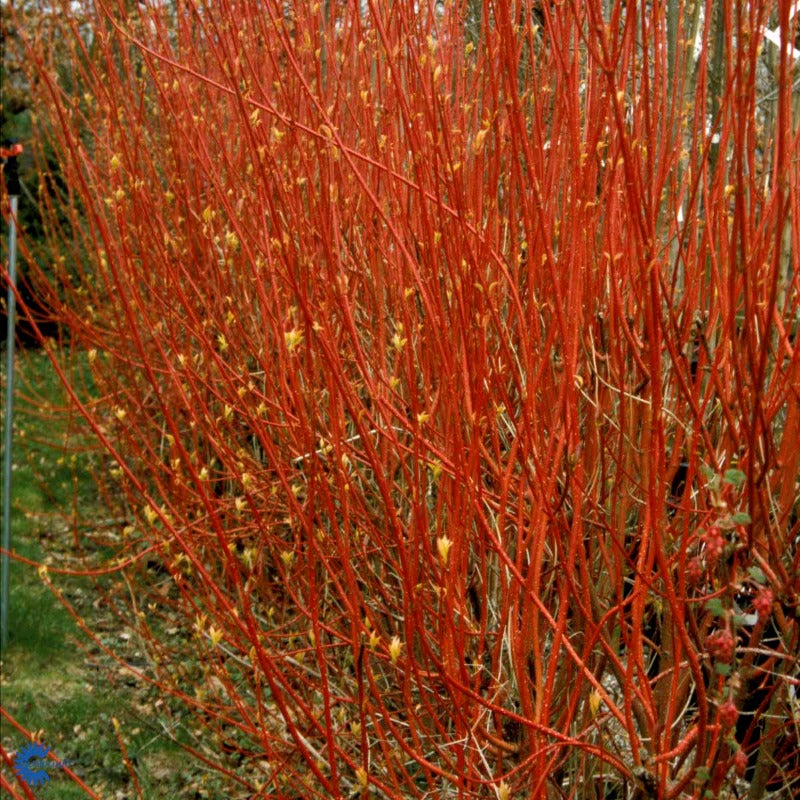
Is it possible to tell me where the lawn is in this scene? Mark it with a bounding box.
[1,351,244,798]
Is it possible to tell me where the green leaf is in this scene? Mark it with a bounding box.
[748,566,766,585]
[700,465,720,491]
[706,598,726,617]
[731,511,751,525]
[699,465,716,481]
[715,662,732,676]
[723,468,746,488]
[696,766,710,782]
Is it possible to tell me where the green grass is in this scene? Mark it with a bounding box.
[3,348,95,656]
[1,350,229,798]
[2,350,105,792]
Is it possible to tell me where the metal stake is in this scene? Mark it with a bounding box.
[2,142,22,650]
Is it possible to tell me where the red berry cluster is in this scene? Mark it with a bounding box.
[733,748,748,778]
[752,588,773,620]
[706,628,736,662]
[687,556,704,586]
[718,699,739,728]
[702,526,725,563]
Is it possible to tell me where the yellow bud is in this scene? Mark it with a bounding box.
[285,328,304,352]
[436,535,452,565]
[355,767,368,788]
[472,126,489,154]
[208,626,223,647]
[589,690,602,717]
[389,635,402,664]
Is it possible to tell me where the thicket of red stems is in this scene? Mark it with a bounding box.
[8,0,800,797]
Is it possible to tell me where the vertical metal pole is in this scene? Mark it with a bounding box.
[2,144,22,650]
